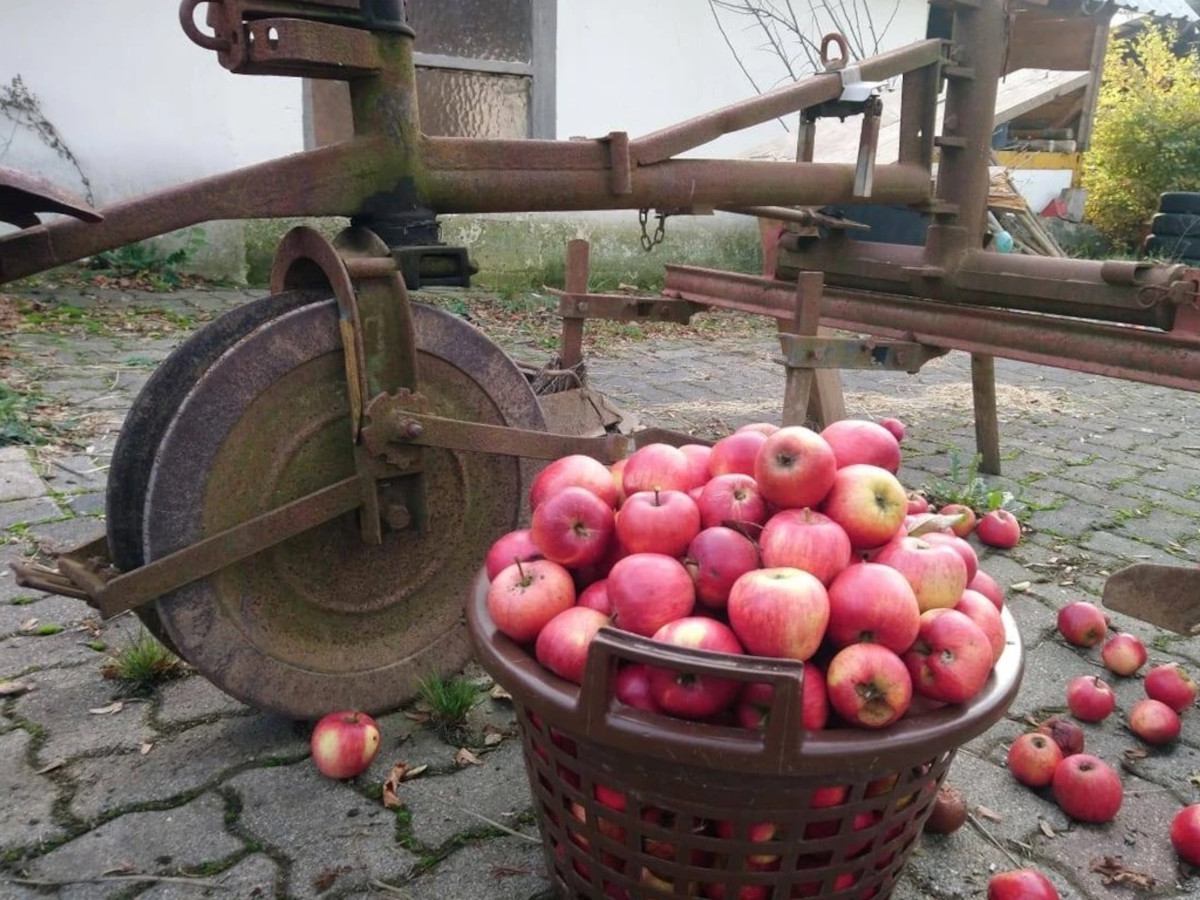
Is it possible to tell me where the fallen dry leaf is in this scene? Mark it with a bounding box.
[455,748,483,766]
[1010,581,1031,593]
[18,618,38,633]
[1039,820,1056,838]
[88,701,124,716]
[1090,856,1155,888]
[402,710,431,724]
[1188,772,1200,788]
[974,805,1003,822]
[0,680,35,697]
[382,761,415,810]
[140,741,154,755]
[35,759,65,775]
[312,865,350,894]
[1125,747,1150,762]
[492,864,534,879]
[484,732,503,747]
[490,684,513,701]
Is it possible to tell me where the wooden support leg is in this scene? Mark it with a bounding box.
[560,239,589,369]
[779,272,823,427]
[971,352,1001,474]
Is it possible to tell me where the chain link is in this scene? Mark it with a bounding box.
[638,208,667,252]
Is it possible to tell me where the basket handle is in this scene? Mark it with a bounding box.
[578,626,809,768]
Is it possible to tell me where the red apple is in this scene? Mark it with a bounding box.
[825,642,913,728]
[758,508,852,586]
[577,579,612,616]
[878,417,906,442]
[826,562,921,653]
[1006,732,1063,788]
[954,589,1006,664]
[1051,754,1123,823]
[903,609,993,704]
[609,457,628,506]
[608,553,695,637]
[685,526,760,608]
[1144,663,1198,712]
[976,509,1021,548]
[696,473,768,531]
[968,570,1004,610]
[647,617,745,719]
[1170,804,1200,866]
[1101,632,1147,676]
[874,536,968,612]
[615,489,700,557]
[487,558,576,643]
[530,485,616,568]
[727,567,830,661]
[906,491,930,515]
[752,426,838,510]
[1128,698,1181,746]
[621,443,693,494]
[615,663,660,713]
[819,418,901,473]
[921,532,978,582]
[310,710,381,780]
[987,869,1059,900]
[535,606,610,684]
[530,454,619,510]
[820,464,908,550]
[709,429,768,478]
[679,443,713,490]
[485,528,544,580]
[1037,716,1085,757]
[1066,675,1116,723]
[938,503,976,538]
[735,663,828,732]
[1056,601,1108,648]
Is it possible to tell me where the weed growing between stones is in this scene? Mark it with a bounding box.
[100,628,186,696]
[415,673,480,744]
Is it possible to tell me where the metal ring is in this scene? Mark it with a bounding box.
[178,0,231,51]
[820,32,850,70]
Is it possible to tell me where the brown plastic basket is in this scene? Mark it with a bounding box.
[467,570,1024,900]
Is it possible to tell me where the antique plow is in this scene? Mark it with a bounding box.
[3,0,1198,718]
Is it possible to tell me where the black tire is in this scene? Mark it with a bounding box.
[1144,233,1200,262]
[1150,213,1200,238]
[1158,192,1200,216]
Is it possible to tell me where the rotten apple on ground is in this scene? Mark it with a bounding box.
[310,710,381,780]
[1037,716,1085,757]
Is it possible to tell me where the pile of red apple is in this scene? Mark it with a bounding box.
[485,417,1015,735]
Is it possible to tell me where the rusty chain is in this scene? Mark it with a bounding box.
[638,208,667,251]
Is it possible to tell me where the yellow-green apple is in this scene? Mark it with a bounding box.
[1036,716,1084,757]
[648,617,745,719]
[1006,732,1062,788]
[976,509,1021,548]
[615,489,700,557]
[968,569,1004,610]
[685,526,760,608]
[921,531,978,581]
[1170,804,1200,866]
[535,606,610,684]
[621,442,694,494]
[1056,601,1108,647]
[954,588,1006,664]
[819,418,901,473]
[1144,663,1198,712]
[758,508,852,586]
[727,567,830,660]
[310,710,381,779]
[530,454,618,509]
[820,464,908,550]
[752,426,838,510]
[485,528,543,580]
[1128,698,1181,745]
[1051,754,1122,822]
[680,443,713,491]
[826,562,921,653]
[735,663,828,731]
[826,642,913,728]
[878,417,906,442]
[710,429,768,478]
[1066,675,1116,722]
[487,558,576,643]
[903,609,993,704]
[874,536,968,612]
[576,578,612,616]
[615,662,660,712]
[987,869,1059,900]
[1101,632,1147,676]
[531,485,616,568]
[697,473,768,531]
[608,553,695,636]
[938,503,976,538]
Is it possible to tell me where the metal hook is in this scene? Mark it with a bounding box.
[178,0,231,52]
[820,33,850,71]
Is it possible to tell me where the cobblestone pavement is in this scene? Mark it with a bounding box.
[2,283,1200,899]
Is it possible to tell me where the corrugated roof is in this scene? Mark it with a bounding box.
[1113,0,1198,21]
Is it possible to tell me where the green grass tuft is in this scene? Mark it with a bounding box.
[100,628,186,695]
[415,673,480,743]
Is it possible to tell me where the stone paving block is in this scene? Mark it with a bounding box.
[226,761,418,899]
[25,516,105,556]
[136,852,280,899]
[67,713,308,821]
[26,792,242,897]
[894,826,1019,899]
[0,497,65,530]
[63,491,105,517]
[39,454,108,491]
[0,728,65,856]
[402,834,548,900]
[1005,641,1098,725]
[359,721,462,785]
[152,675,254,726]
[400,740,536,850]
[0,593,95,637]
[0,448,46,502]
[0,632,109,678]
[1081,530,1180,567]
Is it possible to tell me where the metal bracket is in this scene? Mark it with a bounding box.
[778,334,946,374]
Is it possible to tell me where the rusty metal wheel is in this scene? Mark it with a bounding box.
[132,296,544,719]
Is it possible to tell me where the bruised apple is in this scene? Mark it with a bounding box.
[825,642,913,728]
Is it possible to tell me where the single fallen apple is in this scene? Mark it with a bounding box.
[1171,804,1200,867]
[987,869,1059,900]
[310,710,381,780]
[923,784,968,834]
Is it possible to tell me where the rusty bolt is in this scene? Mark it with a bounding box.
[397,419,423,440]
[384,504,413,531]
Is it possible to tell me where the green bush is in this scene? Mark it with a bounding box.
[1080,26,1200,248]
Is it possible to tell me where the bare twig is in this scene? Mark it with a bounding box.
[6,874,225,889]
[455,807,542,844]
[965,812,1023,869]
